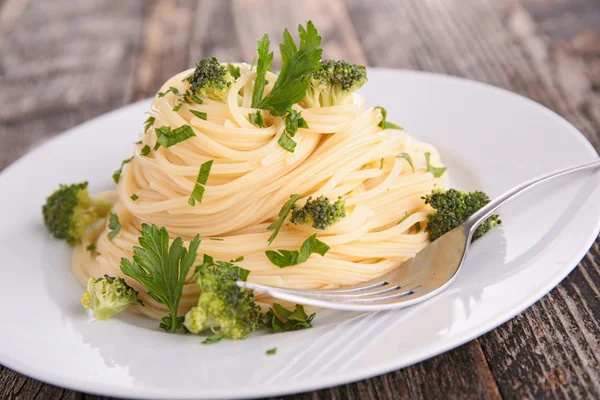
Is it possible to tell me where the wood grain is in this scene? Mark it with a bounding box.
[0,0,599,399]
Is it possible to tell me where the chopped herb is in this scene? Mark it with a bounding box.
[202,332,225,344]
[120,224,200,333]
[278,130,297,152]
[112,157,134,184]
[227,63,241,79]
[376,106,404,130]
[107,212,121,240]
[130,194,139,201]
[397,211,409,225]
[172,103,183,112]
[231,256,244,262]
[155,125,196,149]
[144,116,155,133]
[188,160,213,206]
[424,152,446,178]
[249,111,266,128]
[415,222,422,232]
[252,34,274,107]
[190,110,207,120]
[208,237,224,241]
[141,144,151,156]
[86,244,96,252]
[255,21,323,116]
[266,348,277,355]
[265,234,330,268]
[267,194,303,245]
[396,152,415,172]
[263,303,315,332]
[380,158,384,170]
[158,87,179,97]
[188,91,203,104]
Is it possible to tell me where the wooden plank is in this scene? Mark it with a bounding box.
[0,0,146,171]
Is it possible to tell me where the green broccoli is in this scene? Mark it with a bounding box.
[423,189,501,241]
[81,274,143,320]
[184,258,261,340]
[302,60,367,108]
[185,57,234,102]
[42,181,112,246]
[290,196,346,230]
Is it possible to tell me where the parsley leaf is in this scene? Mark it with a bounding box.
[190,110,207,120]
[397,211,409,225]
[107,212,121,240]
[86,244,96,252]
[158,87,179,98]
[141,144,151,156]
[144,116,155,133]
[265,234,329,268]
[203,332,225,344]
[263,303,315,332]
[424,152,446,178]
[249,111,266,128]
[396,152,415,172]
[255,21,323,116]
[277,110,309,152]
[130,194,139,201]
[267,194,303,245]
[376,106,404,130]
[155,125,196,149]
[112,156,134,184]
[189,160,213,206]
[415,222,422,232]
[266,347,277,355]
[227,64,241,79]
[252,34,274,107]
[120,224,200,333]
[208,237,224,241]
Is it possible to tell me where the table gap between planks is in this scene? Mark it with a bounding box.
[0,0,598,399]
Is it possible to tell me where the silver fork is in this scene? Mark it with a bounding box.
[237,159,600,311]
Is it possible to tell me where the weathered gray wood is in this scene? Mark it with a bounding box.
[0,0,599,399]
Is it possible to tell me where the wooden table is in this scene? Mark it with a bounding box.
[1,0,599,398]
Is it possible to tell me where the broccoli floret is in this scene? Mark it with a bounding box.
[186,57,234,102]
[302,60,367,107]
[184,260,261,340]
[42,182,112,246]
[81,274,143,320]
[290,196,346,230]
[423,189,501,241]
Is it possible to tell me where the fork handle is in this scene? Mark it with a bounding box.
[464,158,600,237]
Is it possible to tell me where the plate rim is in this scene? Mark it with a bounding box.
[0,68,598,399]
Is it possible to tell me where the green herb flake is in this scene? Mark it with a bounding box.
[141,144,151,156]
[396,152,415,172]
[172,103,183,112]
[190,110,208,120]
[130,194,139,201]
[424,152,446,178]
[263,303,315,332]
[266,348,277,355]
[227,64,241,79]
[415,222,422,232]
[107,212,121,240]
[202,332,225,344]
[397,211,409,225]
[112,157,134,184]
[189,160,214,206]
[144,116,155,133]
[86,244,96,252]
[249,111,266,128]
[155,125,196,149]
[267,194,303,245]
[265,234,329,268]
[278,130,297,152]
[376,106,404,130]
[208,237,224,241]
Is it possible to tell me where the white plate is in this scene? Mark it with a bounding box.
[0,69,599,399]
